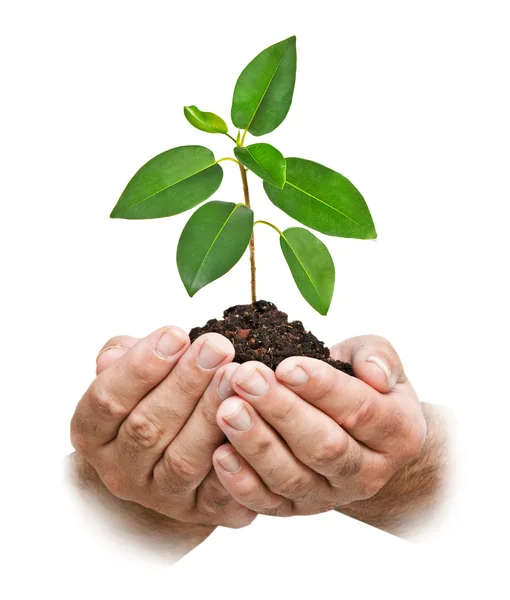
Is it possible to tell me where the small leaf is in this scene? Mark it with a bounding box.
[231,36,297,136]
[184,105,228,134]
[264,157,376,239]
[234,143,286,188]
[111,146,223,219]
[177,201,254,296]
[280,227,335,315]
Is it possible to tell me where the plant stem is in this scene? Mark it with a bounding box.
[239,163,257,303]
[240,129,248,146]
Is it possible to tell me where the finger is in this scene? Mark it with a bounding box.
[330,335,406,393]
[213,444,293,517]
[112,333,235,483]
[151,362,239,492]
[275,356,420,453]
[193,468,257,528]
[96,336,138,375]
[229,362,371,487]
[215,395,329,504]
[70,326,190,455]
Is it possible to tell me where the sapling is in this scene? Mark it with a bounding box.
[110,36,376,373]
[110,35,376,318]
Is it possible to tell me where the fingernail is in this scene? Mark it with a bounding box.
[198,341,229,369]
[97,344,123,359]
[237,368,268,397]
[277,363,309,386]
[217,370,234,400]
[216,451,241,473]
[222,398,252,431]
[155,328,188,358]
[366,355,396,387]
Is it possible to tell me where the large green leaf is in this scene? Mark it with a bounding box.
[264,157,376,239]
[177,201,254,296]
[280,227,335,315]
[234,143,286,188]
[231,36,297,136]
[184,105,228,134]
[110,146,223,219]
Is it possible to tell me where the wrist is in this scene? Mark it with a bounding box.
[337,403,451,537]
[67,453,215,561]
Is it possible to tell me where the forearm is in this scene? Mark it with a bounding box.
[67,452,216,561]
[337,403,451,538]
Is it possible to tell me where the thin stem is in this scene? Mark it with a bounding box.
[238,163,257,303]
[240,129,248,146]
[254,220,284,237]
[216,157,242,166]
[224,132,237,143]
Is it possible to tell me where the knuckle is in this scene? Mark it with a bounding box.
[70,428,89,456]
[400,419,427,462]
[342,395,376,431]
[269,400,295,422]
[223,514,256,529]
[69,411,90,454]
[100,469,128,499]
[334,451,363,479]
[358,476,386,500]
[271,474,309,499]
[311,434,349,467]
[173,372,199,400]
[235,479,259,503]
[161,448,198,491]
[200,491,232,516]
[91,381,126,420]
[123,411,164,449]
[129,357,158,387]
[316,367,338,398]
[260,502,290,517]
[250,438,272,460]
[196,402,220,434]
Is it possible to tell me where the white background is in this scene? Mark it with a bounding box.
[1,0,509,598]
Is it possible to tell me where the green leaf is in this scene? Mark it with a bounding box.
[177,201,254,296]
[280,227,335,315]
[110,146,223,220]
[184,105,228,134]
[231,36,297,136]
[234,143,286,188]
[264,157,377,239]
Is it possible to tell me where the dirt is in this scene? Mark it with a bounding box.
[189,300,354,375]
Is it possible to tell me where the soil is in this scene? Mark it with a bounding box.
[189,300,354,375]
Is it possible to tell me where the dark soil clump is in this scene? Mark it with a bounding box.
[189,300,354,375]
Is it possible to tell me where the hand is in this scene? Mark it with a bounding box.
[211,335,427,516]
[70,327,256,528]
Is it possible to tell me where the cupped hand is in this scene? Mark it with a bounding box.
[211,335,426,516]
[70,327,256,528]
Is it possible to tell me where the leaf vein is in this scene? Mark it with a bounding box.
[190,204,243,290]
[285,181,364,229]
[116,161,217,215]
[246,44,291,132]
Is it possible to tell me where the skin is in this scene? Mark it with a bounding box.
[70,327,256,529]
[70,328,450,559]
[212,337,449,536]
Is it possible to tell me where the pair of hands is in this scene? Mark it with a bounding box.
[71,326,426,528]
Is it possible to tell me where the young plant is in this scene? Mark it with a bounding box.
[110,36,376,315]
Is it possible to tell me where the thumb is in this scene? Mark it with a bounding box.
[330,335,406,394]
